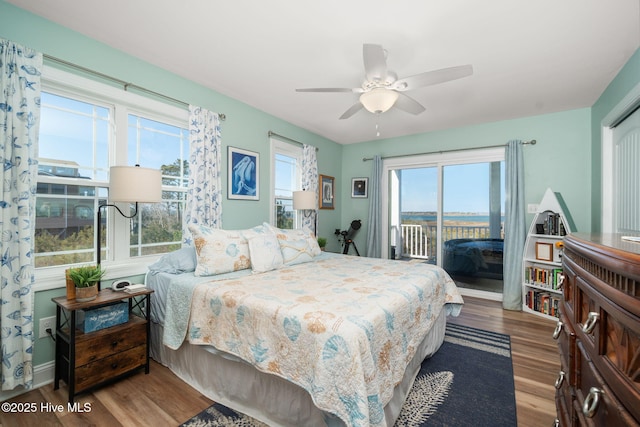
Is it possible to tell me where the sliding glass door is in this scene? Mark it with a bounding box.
[382,147,505,294]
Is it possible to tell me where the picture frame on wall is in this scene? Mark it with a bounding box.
[228,146,259,200]
[351,178,368,198]
[319,174,335,209]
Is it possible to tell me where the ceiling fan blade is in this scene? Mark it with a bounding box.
[339,102,364,120]
[296,87,363,93]
[394,92,426,115]
[363,44,387,82]
[393,64,473,91]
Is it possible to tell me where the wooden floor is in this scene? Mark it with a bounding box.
[1,296,560,426]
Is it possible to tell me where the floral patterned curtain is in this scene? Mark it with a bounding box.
[301,144,318,234]
[0,39,42,391]
[182,106,222,245]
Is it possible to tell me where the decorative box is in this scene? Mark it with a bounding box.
[76,301,128,333]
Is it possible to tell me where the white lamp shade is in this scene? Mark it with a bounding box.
[109,166,162,203]
[359,88,399,114]
[293,190,316,210]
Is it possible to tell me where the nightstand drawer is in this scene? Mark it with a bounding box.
[75,317,147,366]
[53,289,153,403]
[75,344,146,391]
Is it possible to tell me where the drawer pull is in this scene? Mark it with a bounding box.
[552,419,560,427]
[557,273,565,290]
[582,311,599,334]
[111,341,118,347]
[111,363,118,370]
[552,321,563,339]
[582,387,603,418]
[554,371,565,389]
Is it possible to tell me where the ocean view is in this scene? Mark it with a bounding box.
[402,212,505,224]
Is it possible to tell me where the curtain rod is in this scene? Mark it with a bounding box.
[268,131,318,151]
[362,139,536,161]
[43,54,226,121]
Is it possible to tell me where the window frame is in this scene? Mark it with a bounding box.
[34,66,189,291]
[270,138,303,228]
[381,147,505,261]
[601,80,640,233]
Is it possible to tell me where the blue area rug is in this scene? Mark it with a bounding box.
[180,323,516,427]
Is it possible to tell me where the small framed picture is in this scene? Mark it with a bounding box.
[535,242,553,262]
[351,178,368,198]
[319,174,335,209]
[228,146,259,200]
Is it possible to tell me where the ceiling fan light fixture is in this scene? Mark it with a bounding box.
[359,88,399,114]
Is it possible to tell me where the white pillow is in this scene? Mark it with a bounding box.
[189,224,251,276]
[242,225,283,273]
[264,223,321,265]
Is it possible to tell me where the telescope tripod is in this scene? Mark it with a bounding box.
[342,238,360,256]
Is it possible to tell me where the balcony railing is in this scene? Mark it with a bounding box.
[400,223,500,260]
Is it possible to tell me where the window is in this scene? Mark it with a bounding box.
[608,107,640,233]
[383,147,505,267]
[271,138,302,229]
[127,114,189,257]
[601,83,640,233]
[35,67,189,272]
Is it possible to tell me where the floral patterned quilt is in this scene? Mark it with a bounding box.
[184,254,463,427]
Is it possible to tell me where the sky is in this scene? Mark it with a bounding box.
[39,92,187,180]
[400,162,505,213]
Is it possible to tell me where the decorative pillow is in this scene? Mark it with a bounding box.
[147,246,197,275]
[264,222,321,265]
[242,225,284,273]
[189,224,251,276]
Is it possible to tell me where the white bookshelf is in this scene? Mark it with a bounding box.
[522,188,575,320]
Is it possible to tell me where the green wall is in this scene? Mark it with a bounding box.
[0,1,344,367]
[340,108,592,255]
[590,48,640,231]
[2,0,639,370]
[0,1,344,237]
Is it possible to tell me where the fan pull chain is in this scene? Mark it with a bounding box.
[376,122,380,137]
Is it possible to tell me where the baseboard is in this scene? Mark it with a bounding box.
[458,287,503,302]
[0,361,55,402]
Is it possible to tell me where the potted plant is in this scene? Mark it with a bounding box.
[317,237,327,251]
[67,265,105,302]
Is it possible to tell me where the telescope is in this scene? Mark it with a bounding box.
[334,220,361,256]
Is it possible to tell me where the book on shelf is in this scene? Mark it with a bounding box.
[539,212,566,236]
[524,266,564,290]
[525,289,560,317]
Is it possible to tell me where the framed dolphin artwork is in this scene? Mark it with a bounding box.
[228,146,259,200]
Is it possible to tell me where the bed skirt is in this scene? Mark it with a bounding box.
[150,308,447,427]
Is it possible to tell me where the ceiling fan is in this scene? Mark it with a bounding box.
[296,44,473,119]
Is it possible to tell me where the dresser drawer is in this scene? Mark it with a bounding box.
[575,277,598,354]
[576,342,638,426]
[75,344,146,391]
[590,293,640,421]
[75,317,147,367]
[556,308,576,387]
[555,368,573,426]
[562,260,577,323]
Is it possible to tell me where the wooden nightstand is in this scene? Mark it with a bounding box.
[52,288,154,403]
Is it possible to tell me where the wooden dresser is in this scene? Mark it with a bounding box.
[554,233,640,426]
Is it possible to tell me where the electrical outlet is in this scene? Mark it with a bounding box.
[527,203,539,214]
[39,316,55,339]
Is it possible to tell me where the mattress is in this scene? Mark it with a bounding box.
[146,251,462,426]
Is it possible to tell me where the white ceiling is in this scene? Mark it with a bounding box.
[8,0,640,144]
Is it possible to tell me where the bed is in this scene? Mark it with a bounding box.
[442,238,504,279]
[146,223,463,427]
